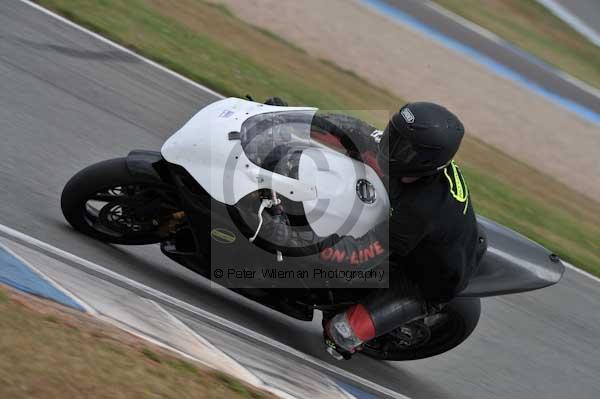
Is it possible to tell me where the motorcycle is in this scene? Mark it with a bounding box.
[61,98,565,360]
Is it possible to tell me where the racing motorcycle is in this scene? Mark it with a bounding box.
[61,98,565,360]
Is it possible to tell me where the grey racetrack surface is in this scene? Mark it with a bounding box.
[553,0,600,34]
[1,1,599,398]
[382,0,600,114]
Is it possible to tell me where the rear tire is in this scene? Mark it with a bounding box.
[61,157,175,245]
[361,297,481,361]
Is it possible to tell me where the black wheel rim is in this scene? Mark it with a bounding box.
[361,311,462,359]
[83,184,177,239]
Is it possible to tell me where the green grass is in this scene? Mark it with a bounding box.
[215,371,265,399]
[463,163,599,271]
[0,285,272,399]
[432,0,600,90]
[142,348,163,363]
[35,0,398,126]
[34,0,600,275]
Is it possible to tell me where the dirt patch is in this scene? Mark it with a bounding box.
[214,0,600,200]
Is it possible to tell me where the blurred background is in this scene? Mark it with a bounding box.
[1,1,599,398]
[33,0,600,274]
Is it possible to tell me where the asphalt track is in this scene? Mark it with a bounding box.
[381,0,600,115]
[0,1,599,398]
[552,0,600,34]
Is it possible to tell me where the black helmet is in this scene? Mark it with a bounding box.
[377,102,465,177]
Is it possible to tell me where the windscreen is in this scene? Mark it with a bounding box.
[240,110,370,175]
[240,110,316,178]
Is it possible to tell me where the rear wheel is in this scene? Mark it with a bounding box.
[361,297,481,360]
[61,158,180,245]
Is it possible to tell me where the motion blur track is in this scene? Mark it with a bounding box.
[375,0,600,122]
[0,1,599,398]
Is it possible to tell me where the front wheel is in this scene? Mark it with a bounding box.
[61,157,179,245]
[361,297,481,361]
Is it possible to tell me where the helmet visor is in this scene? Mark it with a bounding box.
[377,123,415,176]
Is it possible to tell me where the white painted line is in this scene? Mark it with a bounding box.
[424,0,504,45]
[0,223,409,399]
[19,0,225,100]
[9,0,597,393]
[105,314,300,399]
[149,301,299,399]
[148,298,265,387]
[95,314,255,375]
[555,70,600,100]
[0,241,97,315]
[564,262,600,284]
[152,299,353,399]
[19,0,600,277]
[535,0,600,48]
[423,0,600,100]
[99,314,210,363]
[30,0,600,107]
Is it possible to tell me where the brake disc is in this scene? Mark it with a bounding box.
[98,199,159,234]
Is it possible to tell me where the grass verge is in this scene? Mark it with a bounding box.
[34,0,600,275]
[432,0,600,90]
[0,284,272,399]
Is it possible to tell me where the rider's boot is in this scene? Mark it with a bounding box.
[323,294,432,360]
[323,304,374,360]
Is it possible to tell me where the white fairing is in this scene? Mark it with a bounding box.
[161,97,389,237]
[161,98,318,205]
[298,149,389,238]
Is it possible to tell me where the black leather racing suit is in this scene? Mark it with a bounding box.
[313,113,483,346]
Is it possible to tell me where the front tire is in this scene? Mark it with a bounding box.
[361,297,481,361]
[61,157,177,245]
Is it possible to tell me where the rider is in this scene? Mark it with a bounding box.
[265,97,484,359]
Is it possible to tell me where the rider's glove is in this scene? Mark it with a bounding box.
[259,210,322,256]
[264,97,288,106]
[260,211,292,247]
